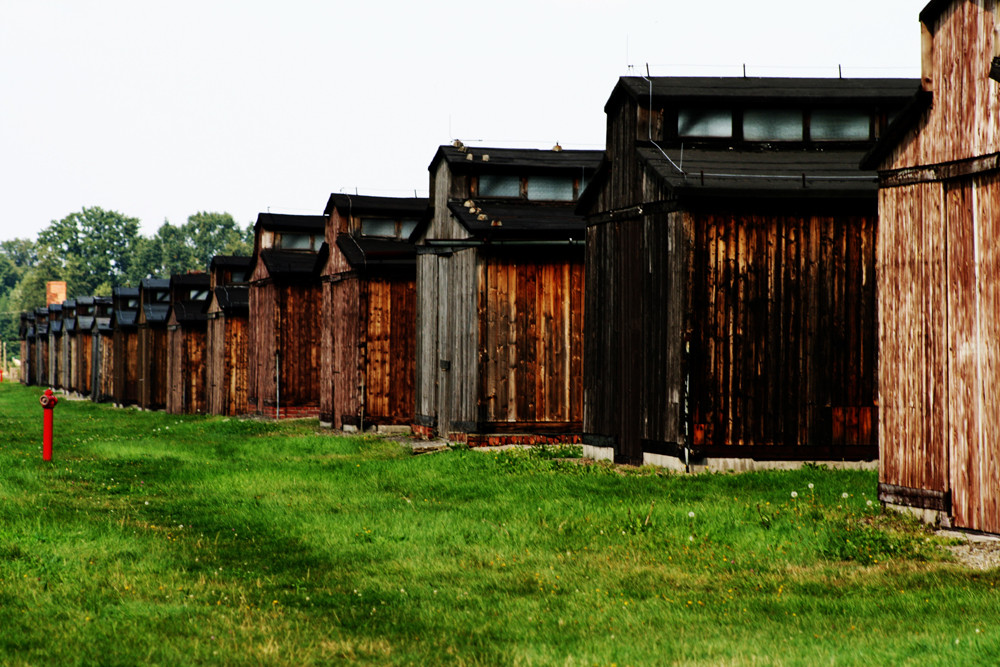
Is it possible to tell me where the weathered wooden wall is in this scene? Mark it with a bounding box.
[249,282,321,413]
[37,336,48,387]
[889,1,1000,170]
[415,254,439,427]
[879,172,1000,534]
[688,209,878,451]
[94,332,114,402]
[207,315,249,416]
[323,278,360,428]
[77,331,93,396]
[68,335,78,393]
[416,250,479,435]
[50,332,60,389]
[479,252,584,429]
[138,326,168,410]
[20,339,30,385]
[364,278,416,425]
[584,211,686,463]
[112,330,139,405]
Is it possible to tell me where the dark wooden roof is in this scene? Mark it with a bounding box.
[260,249,326,276]
[62,299,77,334]
[254,212,326,233]
[170,273,211,324]
[429,145,604,175]
[637,146,877,200]
[335,234,417,270]
[213,285,249,314]
[74,296,96,331]
[140,278,171,324]
[94,297,112,333]
[210,255,253,272]
[324,194,429,218]
[610,76,921,110]
[112,287,140,329]
[447,200,587,240]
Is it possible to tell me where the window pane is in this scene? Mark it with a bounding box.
[743,109,803,141]
[229,271,246,283]
[361,219,397,237]
[126,299,138,309]
[155,292,170,302]
[811,110,870,141]
[478,174,520,197]
[277,233,313,250]
[527,175,574,201]
[678,109,732,138]
[400,220,419,239]
[190,290,209,301]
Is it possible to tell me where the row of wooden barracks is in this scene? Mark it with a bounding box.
[15,0,1000,533]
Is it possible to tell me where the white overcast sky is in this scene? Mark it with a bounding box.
[0,0,929,243]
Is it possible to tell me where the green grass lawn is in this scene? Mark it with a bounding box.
[0,383,997,666]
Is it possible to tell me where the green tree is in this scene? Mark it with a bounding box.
[35,207,141,296]
[184,212,253,268]
[125,213,252,282]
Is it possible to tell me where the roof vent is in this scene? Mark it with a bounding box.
[482,154,490,162]
[466,153,474,161]
[552,142,562,152]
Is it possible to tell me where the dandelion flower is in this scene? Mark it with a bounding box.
[867,500,873,507]
[842,492,849,499]
[808,483,814,490]
[688,511,695,518]
[791,491,798,498]
[689,535,694,542]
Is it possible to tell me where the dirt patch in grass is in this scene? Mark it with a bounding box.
[938,530,1000,571]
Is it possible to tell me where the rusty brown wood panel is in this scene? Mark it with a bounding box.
[206,317,223,414]
[248,283,276,412]
[276,284,321,408]
[480,255,584,426]
[227,316,249,416]
[331,278,360,428]
[888,1,1000,170]
[78,332,93,395]
[365,279,389,419]
[166,327,183,414]
[946,179,978,529]
[974,174,1000,533]
[689,210,878,450]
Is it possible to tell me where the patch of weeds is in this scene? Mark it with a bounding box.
[489,444,586,475]
[823,512,933,565]
[622,501,656,535]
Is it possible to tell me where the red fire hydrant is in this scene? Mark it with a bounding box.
[40,388,58,462]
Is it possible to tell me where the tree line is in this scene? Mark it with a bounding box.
[0,207,253,354]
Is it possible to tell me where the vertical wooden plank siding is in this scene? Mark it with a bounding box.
[331,278,361,428]
[415,254,439,425]
[879,171,1000,534]
[113,330,139,405]
[877,182,950,496]
[248,283,275,413]
[167,327,183,414]
[225,317,249,416]
[78,332,93,396]
[479,254,584,426]
[363,278,416,424]
[206,316,224,414]
[584,211,686,462]
[688,210,878,450]
[277,284,321,408]
[889,1,1000,170]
